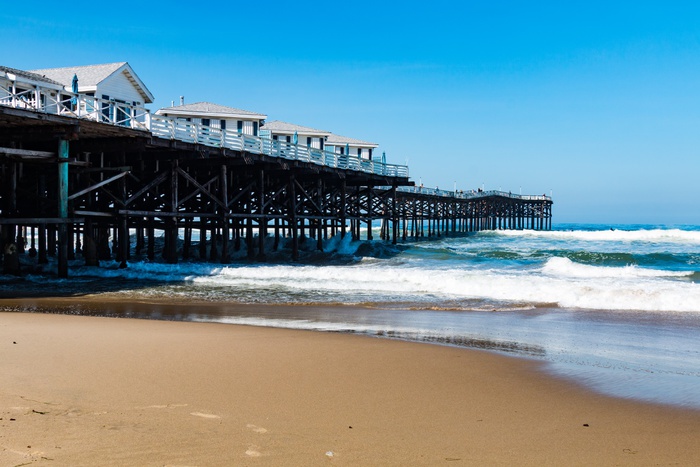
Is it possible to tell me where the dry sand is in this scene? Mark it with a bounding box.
[1,310,699,466]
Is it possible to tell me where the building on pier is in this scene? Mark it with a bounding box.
[155,101,266,136]
[325,133,377,160]
[31,62,154,107]
[260,120,330,150]
[0,66,65,112]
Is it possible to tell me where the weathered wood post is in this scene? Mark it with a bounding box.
[28,226,36,258]
[290,175,299,261]
[165,161,179,264]
[147,219,155,261]
[118,215,128,269]
[199,220,208,260]
[183,218,192,259]
[367,186,373,241]
[246,191,255,260]
[316,178,323,251]
[257,169,267,261]
[57,139,69,278]
[340,180,347,240]
[135,222,144,255]
[83,218,98,266]
[2,160,19,275]
[392,185,398,245]
[221,165,229,263]
[118,155,128,269]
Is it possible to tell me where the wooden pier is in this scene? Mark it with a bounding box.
[0,84,552,277]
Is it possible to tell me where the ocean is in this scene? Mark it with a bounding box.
[2,223,699,408]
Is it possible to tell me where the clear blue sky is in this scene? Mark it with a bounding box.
[3,1,699,225]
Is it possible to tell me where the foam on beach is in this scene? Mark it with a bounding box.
[18,254,691,313]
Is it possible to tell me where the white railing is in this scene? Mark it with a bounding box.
[147,114,409,177]
[397,187,551,202]
[0,79,409,178]
[0,82,150,130]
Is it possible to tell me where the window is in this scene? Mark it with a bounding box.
[220,119,226,130]
[113,98,130,126]
[202,118,210,126]
[101,94,111,121]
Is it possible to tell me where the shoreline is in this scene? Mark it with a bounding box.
[2,307,699,465]
[3,295,700,409]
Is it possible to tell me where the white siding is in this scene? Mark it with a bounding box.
[96,70,144,104]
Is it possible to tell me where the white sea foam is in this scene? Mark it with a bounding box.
[62,257,700,313]
[491,228,700,244]
[541,257,691,279]
[6,225,700,314]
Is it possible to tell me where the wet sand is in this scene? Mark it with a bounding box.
[1,309,700,466]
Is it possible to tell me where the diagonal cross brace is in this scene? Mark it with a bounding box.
[177,167,226,210]
[67,171,129,201]
[125,172,168,206]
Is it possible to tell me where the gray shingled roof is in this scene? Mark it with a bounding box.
[30,62,154,103]
[262,120,330,136]
[326,133,378,147]
[0,65,64,87]
[32,62,124,87]
[157,102,267,119]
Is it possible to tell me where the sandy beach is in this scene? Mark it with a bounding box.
[1,309,699,466]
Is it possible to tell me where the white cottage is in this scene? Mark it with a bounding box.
[156,102,267,136]
[31,62,153,106]
[30,62,154,125]
[0,65,66,112]
[260,120,330,149]
[325,133,378,160]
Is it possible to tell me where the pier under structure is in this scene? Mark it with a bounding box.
[0,75,552,277]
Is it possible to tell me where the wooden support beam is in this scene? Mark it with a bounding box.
[125,172,168,206]
[67,171,129,201]
[0,147,56,159]
[177,167,226,210]
[0,217,86,224]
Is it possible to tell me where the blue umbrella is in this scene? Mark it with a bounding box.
[70,74,78,106]
[345,143,350,155]
[382,151,386,164]
[293,131,298,145]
